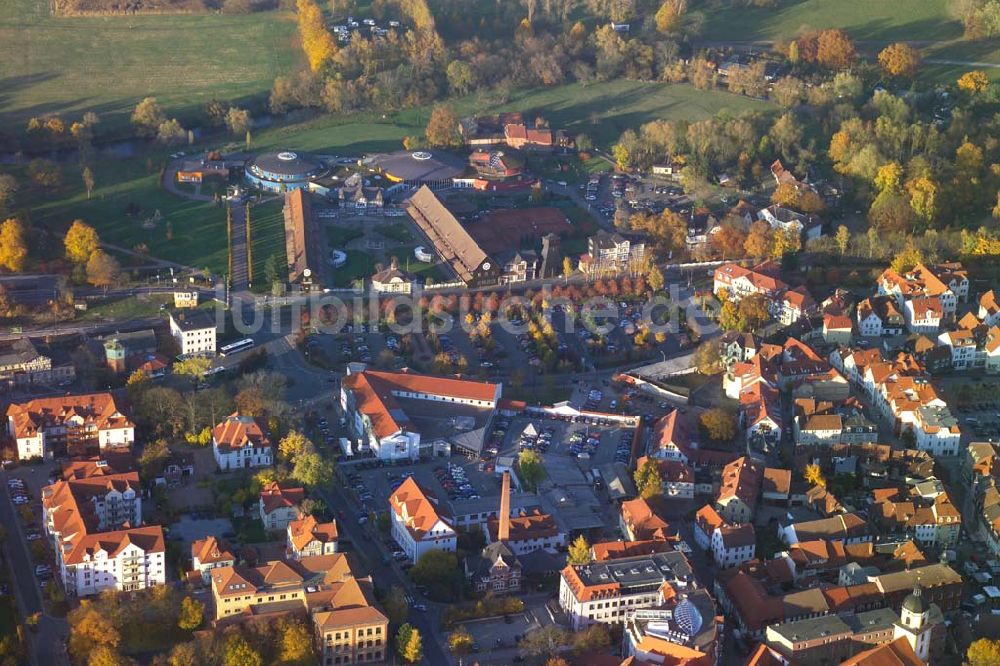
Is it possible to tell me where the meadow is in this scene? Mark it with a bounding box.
[0,0,301,130]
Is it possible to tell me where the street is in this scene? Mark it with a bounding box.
[0,469,69,666]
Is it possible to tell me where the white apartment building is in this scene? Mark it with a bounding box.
[938,330,977,370]
[711,524,756,569]
[913,406,961,457]
[6,393,134,461]
[42,472,165,596]
[903,297,943,334]
[388,478,456,563]
[558,550,696,630]
[168,310,217,356]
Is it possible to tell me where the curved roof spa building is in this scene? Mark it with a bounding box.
[368,150,465,189]
[245,150,327,192]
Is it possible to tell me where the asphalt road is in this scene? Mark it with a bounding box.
[0,470,69,666]
[314,479,452,666]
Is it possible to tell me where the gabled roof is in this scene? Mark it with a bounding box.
[342,368,499,440]
[389,477,452,541]
[260,482,304,514]
[64,525,164,565]
[840,637,923,666]
[213,413,270,453]
[6,392,132,440]
[192,536,235,566]
[405,186,490,284]
[288,515,339,551]
[717,457,762,509]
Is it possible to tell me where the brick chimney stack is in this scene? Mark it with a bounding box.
[498,471,511,542]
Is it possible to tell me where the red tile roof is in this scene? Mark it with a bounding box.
[260,482,304,515]
[213,413,270,453]
[6,392,132,441]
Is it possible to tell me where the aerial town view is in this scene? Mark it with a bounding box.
[4,1,1000,665]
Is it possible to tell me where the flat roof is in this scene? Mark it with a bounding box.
[574,551,693,590]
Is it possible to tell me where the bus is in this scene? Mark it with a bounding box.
[219,338,255,357]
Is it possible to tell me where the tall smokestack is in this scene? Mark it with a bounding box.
[498,471,511,542]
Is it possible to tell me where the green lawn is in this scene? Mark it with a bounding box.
[0,0,301,130]
[328,225,364,247]
[78,293,172,321]
[249,80,775,154]
[28,157,230,273]
[248,199,286,290]
[923,40,1000,83]
[377,222,414,243]
[331,250,375,286]
[389,246,449,282]
[700,0,960,42]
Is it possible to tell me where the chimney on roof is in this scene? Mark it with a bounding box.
[498,471,511,542]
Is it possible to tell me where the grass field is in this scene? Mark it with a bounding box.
[21,80,771,275]
[331,250,375,286]
[700,0,960,42]
[250,80,775,154]
[0,0,301,129]
[248,199,286,290]
[28,156,230,273]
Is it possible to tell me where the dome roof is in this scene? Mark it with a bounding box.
[902,585,929,615]
[246,150,325,178]
[674,598,703,637]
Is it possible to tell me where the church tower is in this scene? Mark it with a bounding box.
[892,585,943,664]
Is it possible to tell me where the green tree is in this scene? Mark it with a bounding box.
[633,459,662,499]
[177,596,204,631]
[384,586,409,626]
[173,356,212,388]
[520,626,570,658]
[517,449,546,491]
[138,439,170,481]
[291,449,334,487]
[223,635,262,666]
[567,534,591,565]
[396,624,423,664]
[410,551,460,592]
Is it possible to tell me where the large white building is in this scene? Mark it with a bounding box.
[212,413,273,471]
[388,477,456,563]
[168,310,217,356]
[5,393,134,461]
[558,550,696,630]
[42,471,164,596]
[340,368,500,461]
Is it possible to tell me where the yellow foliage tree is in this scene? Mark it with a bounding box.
[958,70,989,93]
[296,0,336,72]
[65,219,100,265]
[877,43,921,78]
[804,463,825,487]
[0,218,28,272]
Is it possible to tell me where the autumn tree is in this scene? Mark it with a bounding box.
[68,604,121,664]
[633,459,662,499]
[82,166,95,199]
[396,624,423,664]
[520,626,571,658]
[710,224,748,259]
[815,29,856,70]
[85,250,121,288]
[65,219,100,265]
[27,158,62,188]
[173,356,211,389]
[967,638,1000,666]
[890,242,924,274]
[694,339,722,375]
[277,619,314,665]
[87,645,130,666]
[297,0,337,71]
[279,430,311,460]
[567,534,591,565]
[878,43,921,78]
[804,463,825,487]
[654,0,685,34]
[0,218,28,272]
[572,624,611,655]
[131,97,166,137]
[448,626,473,656]
[224,107,251,136]
[699,407,736,442]
[177,596,204,631]
[743,221,774,262]
[835,225,850,255]
[291,449,334,487]
[958,70,989,93]
[223,635,262,666]
[425,105,462,148]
